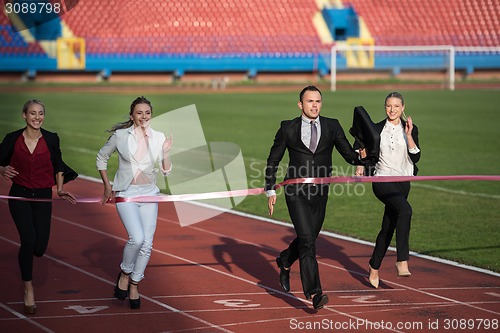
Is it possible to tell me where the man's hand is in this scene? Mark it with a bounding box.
[268,195,276,216]
[355,165,365,176]
[359,148,367,159]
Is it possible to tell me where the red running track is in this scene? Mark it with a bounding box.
[0,178,499,333]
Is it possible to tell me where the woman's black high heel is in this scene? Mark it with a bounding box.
[129,280,141,309]
[113,271,129,300]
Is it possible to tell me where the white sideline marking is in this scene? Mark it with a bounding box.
[65,146,98,155]
[413,182,500,199]
[185,199,500,278]
[243,157,500,199]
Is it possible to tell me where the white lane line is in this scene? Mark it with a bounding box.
[0,235,234,333]
[0,208,497,333]
[194,200,500,278]
[154,291,279,299]
[153,289,407,298]
[154,301,500,313]
[63,197,500,325]
[0,310,184,320]
[420,286,500,291]
[153,215,500,317]
[47,214,406,333]
[3,177,499,332]
[0,302,56,332]
[77,173,500,279]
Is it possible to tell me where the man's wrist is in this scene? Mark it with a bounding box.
[266,190,276,197]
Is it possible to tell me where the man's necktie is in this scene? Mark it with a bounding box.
[309,121,317,153]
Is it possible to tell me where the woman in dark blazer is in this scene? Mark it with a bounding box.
[355,92,421,288]
[0,99,77,314]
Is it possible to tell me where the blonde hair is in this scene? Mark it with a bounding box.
[22,99,45,114]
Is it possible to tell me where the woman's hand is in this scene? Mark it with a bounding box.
[405,116,413,136]
[404,116,418,151]
[57,189,77,204]
[163,134,173,155]
[162,134,173,173]
[101,184,114,205]
[1,165,18,179]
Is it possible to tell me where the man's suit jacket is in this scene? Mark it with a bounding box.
[265,116,362,194]
[0,127,78,184]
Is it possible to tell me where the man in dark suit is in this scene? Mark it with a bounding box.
[265,85,365,310]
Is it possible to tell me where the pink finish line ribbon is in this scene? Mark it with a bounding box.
[114,175,500,203]
[1,175,499,203]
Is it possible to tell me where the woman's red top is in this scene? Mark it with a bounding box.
[10,135,54,189]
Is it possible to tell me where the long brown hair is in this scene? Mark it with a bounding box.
[108,96,153,132]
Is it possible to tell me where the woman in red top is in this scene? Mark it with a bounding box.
[0,99,78,315]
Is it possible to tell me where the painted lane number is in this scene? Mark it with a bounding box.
[213,299,260,308]
[64,305,109,314]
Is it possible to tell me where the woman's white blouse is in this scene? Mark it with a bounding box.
[96,126,172,191]
[374,120,420,176]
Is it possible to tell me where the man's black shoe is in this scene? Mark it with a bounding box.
[275,257,290,292]
[312,293,329,310]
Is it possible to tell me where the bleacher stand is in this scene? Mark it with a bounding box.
[0,0,498,82]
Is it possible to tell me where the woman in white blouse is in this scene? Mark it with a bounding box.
[96,96,172,309]
[355,92,421,288]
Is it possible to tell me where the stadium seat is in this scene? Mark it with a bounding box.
[343,0,499,47]
[59,0,326,56]
[1,0,498,62]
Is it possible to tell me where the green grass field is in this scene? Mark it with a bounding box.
[1,87,499,272]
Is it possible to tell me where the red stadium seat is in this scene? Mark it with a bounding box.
[59,0,326,55]
[2,0,497,58]
[343,0,499,47]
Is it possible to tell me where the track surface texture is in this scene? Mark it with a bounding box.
[1,178,499,333]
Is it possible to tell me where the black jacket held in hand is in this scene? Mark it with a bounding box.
[354,119,421,176]
[349,106,381,165]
